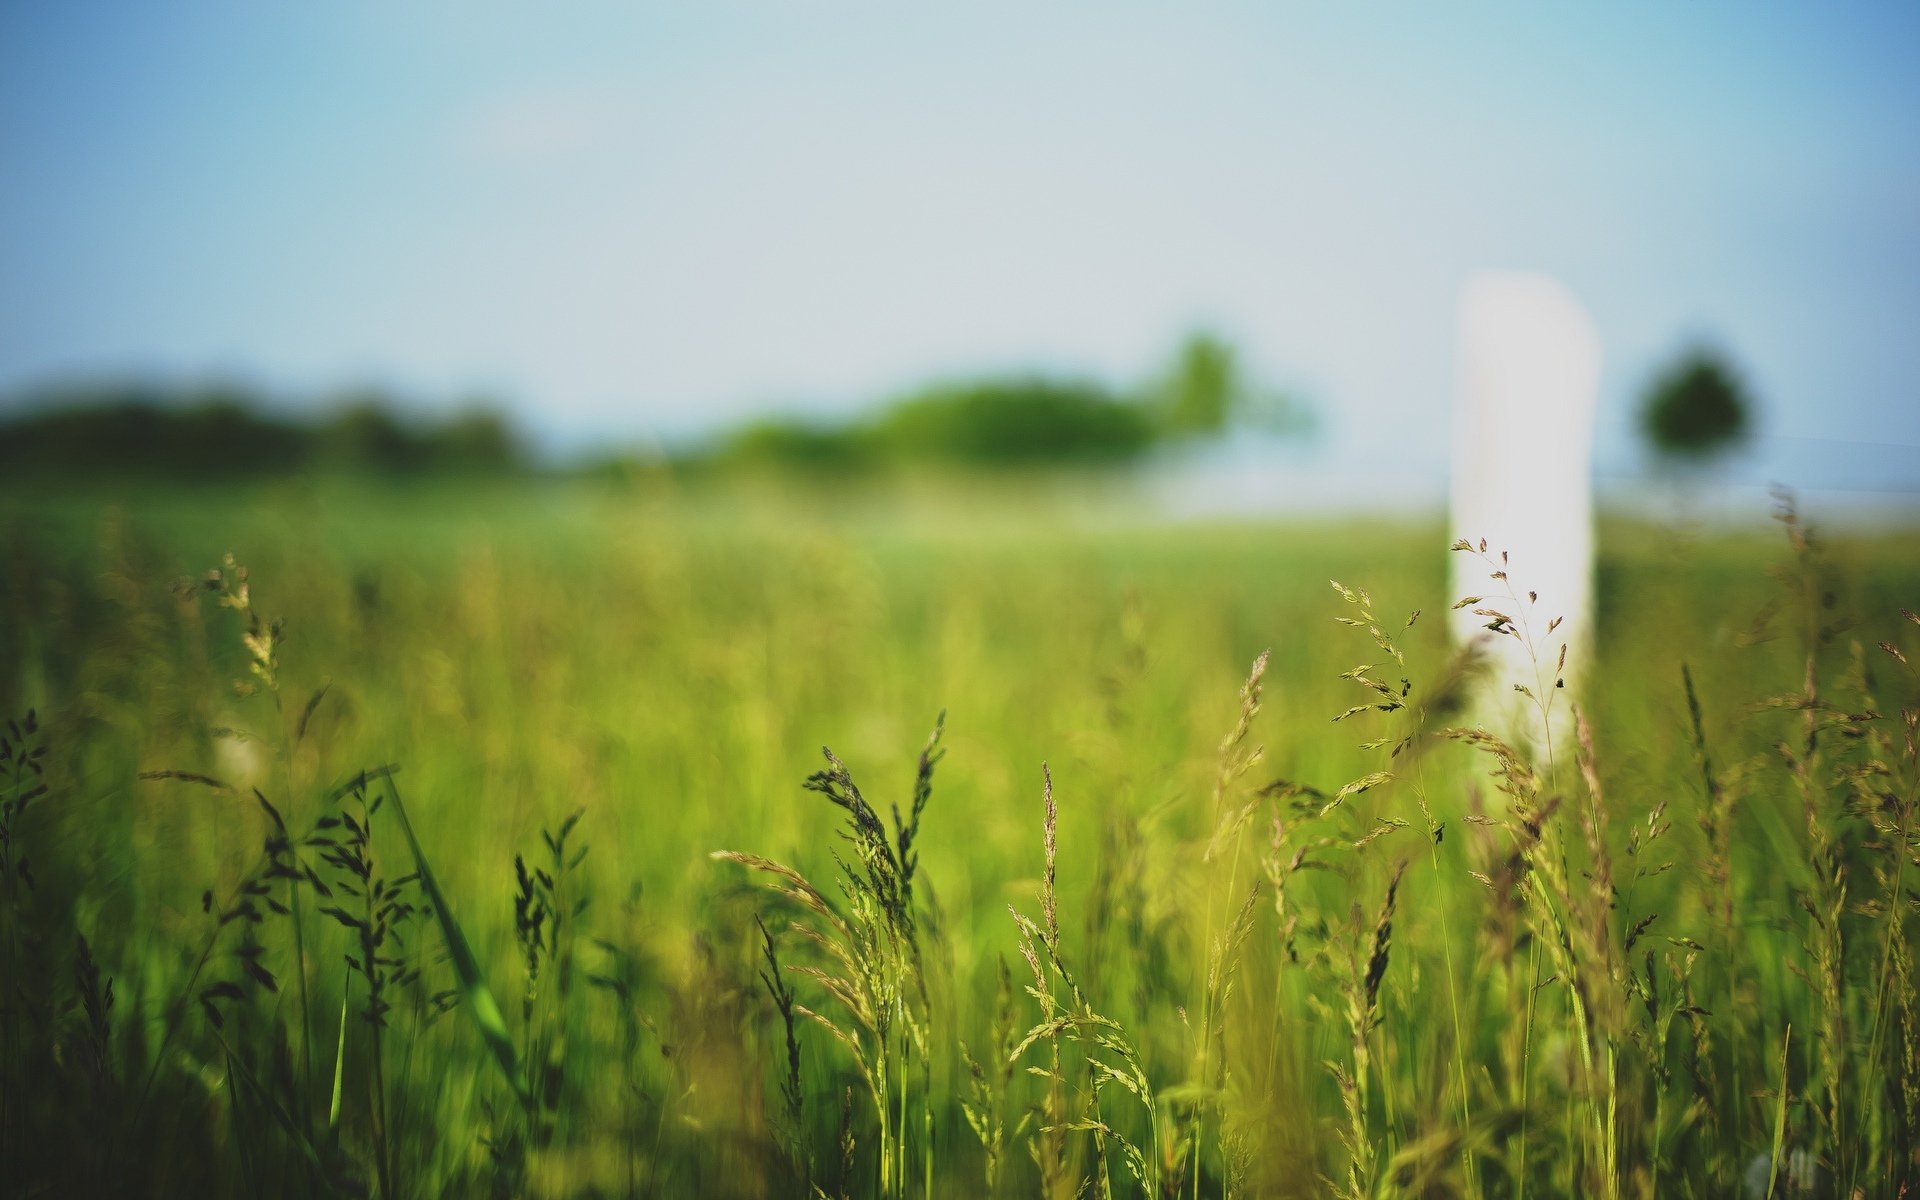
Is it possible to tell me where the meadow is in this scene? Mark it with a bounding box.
[1,474,1916,1198]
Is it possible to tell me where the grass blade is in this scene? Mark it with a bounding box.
[1766,1024,1790,1200]
[328,990,348,1130]
[378,772,532,1110]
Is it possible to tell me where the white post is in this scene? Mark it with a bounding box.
[1450,271,1601,740]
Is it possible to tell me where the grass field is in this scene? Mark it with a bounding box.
[1,476,1917,1198]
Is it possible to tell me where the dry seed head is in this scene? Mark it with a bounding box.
[1353,817,1408,850]
[1321,771,1393,817]
[709,851,839,923]
[1230,649,1271,738]
[1363,860,1410,1014]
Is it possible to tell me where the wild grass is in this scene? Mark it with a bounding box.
[0,479,1916,1197]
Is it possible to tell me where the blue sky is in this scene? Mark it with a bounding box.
[3,2,1917,487]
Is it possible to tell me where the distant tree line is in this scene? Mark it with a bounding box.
[0,383,525,479]
[707,331,1310,472]
[0,333,1308,481]
[2,338,1758,483]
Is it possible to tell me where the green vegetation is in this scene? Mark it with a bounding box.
[1,477,1916,1197]
[1,332,1303,481]
[713,332,1306,472]
[1639,348,1754,467]
[0,385,526,479]
[722,376,1155,471]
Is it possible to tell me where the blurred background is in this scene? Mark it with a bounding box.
[4,2,1917,516]
[5,12,1920,1196]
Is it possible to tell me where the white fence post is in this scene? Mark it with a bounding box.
[1450,271,1602,742]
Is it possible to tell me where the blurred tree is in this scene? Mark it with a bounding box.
[1149,331,1313,440]
[1639,347,1753,466]
[721,416,872,470]
[436,407,523,472]
[872,377,1155,465]
[1158,331,1237,436]
[320,395,429,473]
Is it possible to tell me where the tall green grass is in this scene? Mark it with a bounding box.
[0,478,1916,1197]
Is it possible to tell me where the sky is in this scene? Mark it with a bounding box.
[3,2,1918,494]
